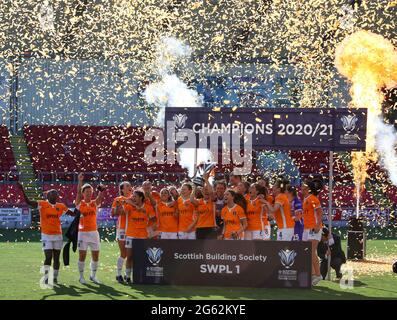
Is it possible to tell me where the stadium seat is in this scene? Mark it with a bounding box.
[0,184,26,207]
[24,125,185,181]
[0,126,17,180]
[318,184,376,208]
[42,182,168,207]
[386,185,397,204]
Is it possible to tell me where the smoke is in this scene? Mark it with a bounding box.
[144,36,201,127]
[144,74,201,126]
[374,117,397,185]
[335,30,397,186]
[38,0,55,32]
[154,36,192,76]
[144,36,206,175]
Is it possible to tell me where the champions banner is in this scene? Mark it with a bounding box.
[132,239,312,288]
[165,107,367,151]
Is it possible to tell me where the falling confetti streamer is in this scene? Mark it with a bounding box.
[0,2,395,275]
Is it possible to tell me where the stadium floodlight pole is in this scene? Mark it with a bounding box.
[9,54,21,135]
[327,151,334,281]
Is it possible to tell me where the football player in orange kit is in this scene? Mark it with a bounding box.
[245,183,271,240]
[75,173,106,284]
[229,173,242,192]
[111,181,133,283]
[142,180,160,238]
[236,181,251,202]
[168,186,180,201]
[189,174,217,239]
[177,183,198,240]
[264,179,295,241]
[302,178,324,286]
[257,177,274,204]
[20,184,75,285]
[220,190,247,240]
[155,188,178,239]
[123,190,156,283]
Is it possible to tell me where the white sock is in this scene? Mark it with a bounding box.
[44,265,51,281]
[90,261,98,278]
[53,269,59,279]
[125,268,131,279]
[117,257,125,277]
[78,261,85,278]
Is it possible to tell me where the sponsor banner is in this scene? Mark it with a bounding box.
[0,208,31,228]
[165,107,367,151]
[322,207,390,222]
[97,208,117,221]
[132,239,312,288]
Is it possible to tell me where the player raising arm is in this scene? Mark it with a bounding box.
[20,183,75,285]
[220,190,247,240]
[213,180,227,238]
[168,186,179,201]
[263,179,295,241]
[177,183,198,240]
[111,181,133,284]
[190,174,217,239]
[237,181,251,202]
[142,180,160,238]
[75,173,106,284]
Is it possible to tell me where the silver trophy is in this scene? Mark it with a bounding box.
[192,161,217,187]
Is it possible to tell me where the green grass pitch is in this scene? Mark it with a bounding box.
[0,238,396,300]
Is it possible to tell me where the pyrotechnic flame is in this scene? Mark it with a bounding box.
[335,30,397,189]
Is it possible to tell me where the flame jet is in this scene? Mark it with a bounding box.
[335,30,397,188]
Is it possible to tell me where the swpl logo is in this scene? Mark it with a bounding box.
[200,264,240,274]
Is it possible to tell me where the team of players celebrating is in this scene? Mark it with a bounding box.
[22,171,325,287]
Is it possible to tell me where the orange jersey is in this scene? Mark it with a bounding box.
[125,203,155,238]
[144,192,161,207]
[112,195,131,230]
[196,199,216,228]
[244,194,250,202]
[156,201,178,233]
[177,197,196,232]
[246,198,268,231]
[144,192,160,227]
[266,194,274,205]
[152,191,161,201]
[274,193,294,229]
[38,200,68,235]
[77,200,98,232]
[221,205,246,239]
[303,194,322,229]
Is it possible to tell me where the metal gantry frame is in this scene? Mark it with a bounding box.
[327,151,334,281]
